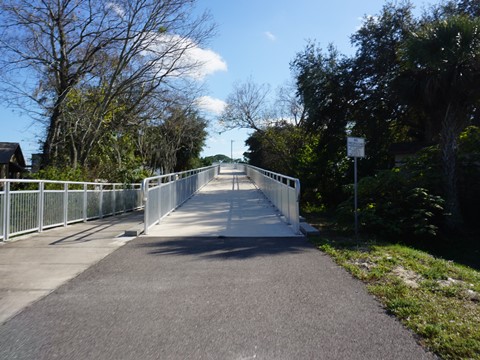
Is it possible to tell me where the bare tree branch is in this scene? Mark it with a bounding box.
[218,78,272,132]
[0,0,215,166]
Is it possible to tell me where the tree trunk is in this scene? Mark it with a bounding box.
[440,105,463,230]
[42,107,62,168]
[69,132,78,169]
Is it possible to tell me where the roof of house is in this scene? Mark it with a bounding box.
[0,142,26,168]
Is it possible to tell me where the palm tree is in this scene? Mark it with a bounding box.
[397,15,480,229]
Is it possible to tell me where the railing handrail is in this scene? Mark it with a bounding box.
[141,165,217,184]
[141,165,219,199]
[0,178,141,187]
[245,164,300,183]
[1,178,144,241]
[1,164,300,240]
[142,165,220,234]
[244,164,301,234]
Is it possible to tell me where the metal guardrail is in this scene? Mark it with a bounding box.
[245,164,301,234]
[1,164,299,240]
[142,165,220,234]
[0,179,143,241]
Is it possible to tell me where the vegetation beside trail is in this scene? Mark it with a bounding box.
[307,223,480,360]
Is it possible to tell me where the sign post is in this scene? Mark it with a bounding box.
[347,137,365,240]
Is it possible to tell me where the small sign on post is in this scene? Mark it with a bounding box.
[347,137,365,241]
[347,137,365,158]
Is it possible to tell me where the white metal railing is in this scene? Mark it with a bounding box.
[0,179,143,241]
[245,164,301,234]
[142,165,220,234]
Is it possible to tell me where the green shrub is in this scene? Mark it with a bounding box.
[29,166,89,182]
[337,167,445,239]
[20,166,90,190]
[457,126,480,224]
[337,126,480,237]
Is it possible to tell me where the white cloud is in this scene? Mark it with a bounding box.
[195,96,227,115]
[264,31,277,42]
[145,33,227,80]
[186,46,228,79]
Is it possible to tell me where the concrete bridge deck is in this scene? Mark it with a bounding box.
[145,168,299,237]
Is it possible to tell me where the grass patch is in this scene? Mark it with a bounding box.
[311,235,480,359]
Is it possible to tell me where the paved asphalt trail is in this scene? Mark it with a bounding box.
[0,236,437,360]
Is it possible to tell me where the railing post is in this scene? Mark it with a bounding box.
[171,175,176,209]
[294,179,301,234]
[143,179,149,235]
[99,184,104,219]
[38,181,44,233]
[1,182,4,241]
[122,185,126,213]
[287,179,291,223]
[113,184,116,215]
[63,183,68,227]
[4,181,10,241]
[158,179,162,222]
[83,184,88,222]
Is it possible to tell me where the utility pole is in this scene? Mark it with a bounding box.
[231,140,234,163]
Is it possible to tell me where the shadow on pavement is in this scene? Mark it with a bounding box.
[135,237,312,260]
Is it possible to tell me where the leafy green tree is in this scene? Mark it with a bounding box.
[138,105,207,174]
[350,2,418,173]
[0,0,214,167]
[457,0,480,16]
[290,43,354,206]
[202,154,233,165]
[57,84,136,169]
[244,123,307,175]
[427,0,480,20]
[397,15,480,228]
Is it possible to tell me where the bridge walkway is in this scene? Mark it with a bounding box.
[145,168,299,237]
[0,167,296,325]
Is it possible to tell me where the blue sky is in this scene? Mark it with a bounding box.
[0,0,435,163]
[195,0,435,159]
